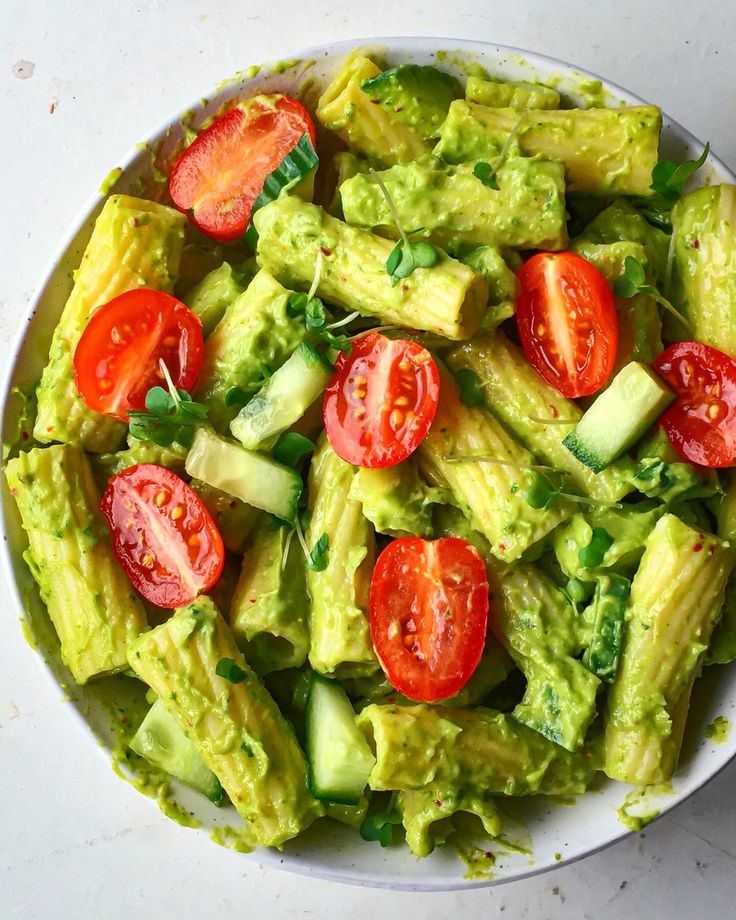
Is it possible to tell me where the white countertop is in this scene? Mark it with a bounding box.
[3,2,736,917]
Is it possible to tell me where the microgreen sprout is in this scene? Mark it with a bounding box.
[613,255,690,330]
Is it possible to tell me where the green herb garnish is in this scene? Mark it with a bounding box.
[307,532,330,571]
[216,658,248,684]
[524,471,562,511]
[127,361,208,448]
[650,143,710,202]
[272,433,316,467]
[578,527,614,568]
[455,368,485,408]
[288,252,353,358]
[613,255,690,330]
[359,805,402,847]
[369,167,440,285]
[473,160,500,190]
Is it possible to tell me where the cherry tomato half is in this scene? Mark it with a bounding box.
[323,333,440,468]
[73,289,203,422]
[654,341,736,468]
[516,251,619,398]
[369,537,489,702]
[101,464,224,608]
[169,94,316,242]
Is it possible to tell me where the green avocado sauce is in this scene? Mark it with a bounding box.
[705,715,732,744]
[617,783,673,832]
[98,167,123,196]
[210,823,256,853]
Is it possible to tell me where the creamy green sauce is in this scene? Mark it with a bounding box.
[617,783,673,831]
[433,50,489,80]
[448,831,496,880]
[98,167,123,196]
[271,58,314,75]
[705,715,732,744]
[215,64,262,92]
[210,823,256,853]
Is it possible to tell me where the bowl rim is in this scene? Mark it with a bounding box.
[2,34,735,892]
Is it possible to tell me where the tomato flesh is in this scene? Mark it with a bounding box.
[169,94,316,242]
[101,464,225,608]
[654,341,736,468]
[516,251,618,398]
[73,289,203,422]
[323,333,440,468]
[369,537,489,702]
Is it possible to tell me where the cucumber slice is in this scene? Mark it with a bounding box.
[230,343,333,450]
[185,427,302,522]
[244,133,318,247]
[563,362,675,472]
[305,673,376,804]
[130,699,224,804]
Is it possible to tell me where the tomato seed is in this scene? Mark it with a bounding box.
[154,490,168,507]
[170,505,184,520]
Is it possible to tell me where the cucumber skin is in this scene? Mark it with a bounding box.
[305,673,367,806]
[562,430,608,473]
[130,700,225,805]
[244,133,318,247]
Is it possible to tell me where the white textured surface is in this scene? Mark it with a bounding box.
[2,2,736,917]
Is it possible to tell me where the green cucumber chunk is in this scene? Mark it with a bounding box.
[230,343,333,450]
[185,427,302,522]
[305,673,376,804]
[582,574,631,682]
[130,699,224,804]
[244,132,319,246]
[563,362,675,472]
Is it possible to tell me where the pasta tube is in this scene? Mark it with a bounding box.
[254,196,488,341]
[306,435,378,677]
[604,514,733,784]
[447,330,634,502]
[416,363,571,563]
[34,194,186,452]
[127,597,322,847]
[229,524,310,674]
[434,100,661,196]
[5,444,147,684]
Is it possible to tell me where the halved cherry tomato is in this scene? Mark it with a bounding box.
[73,289,203,422]
[101,464,224,608]
[654,341,736,468]
[369,537,489,702]
[169,94,316,242]
[323,333,440,468]
[516,251,618,398]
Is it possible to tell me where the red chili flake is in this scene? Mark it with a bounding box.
[498,543,506,552]
[320,246,332,257]
[485,851,494,860]
[369,98,380,104]
[434,799,442,808]
[693,543,703,552]
[386,694,396,703]
[549,403,559,419]
[692,239,700,249]
[21,431,29,440]
[49,100,57,114]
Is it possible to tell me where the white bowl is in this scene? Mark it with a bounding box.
[2,37,735,891]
